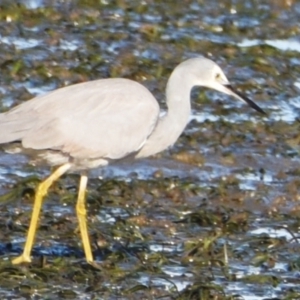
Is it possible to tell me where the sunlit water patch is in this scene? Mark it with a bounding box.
[19,0,45,9]
[56,39,81,51]
[0,35,40,50]
[22,81,58,96]
[137,274,190,293]
[148,242,182,253]
[238,39,300,53]
[227,283,278,300]
[236,171,273,190]
[190,111,266,124]
[250,227,294,241]
[97,207,131,224]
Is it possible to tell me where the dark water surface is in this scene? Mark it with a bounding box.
[0,0,300,299]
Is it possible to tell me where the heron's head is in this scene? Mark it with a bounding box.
[177,57,266,115]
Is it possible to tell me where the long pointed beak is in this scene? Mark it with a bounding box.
[223,84,266,115]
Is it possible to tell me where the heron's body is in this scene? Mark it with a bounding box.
[0,57,265,265]
[1,79,160,170]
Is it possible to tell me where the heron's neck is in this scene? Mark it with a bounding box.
[136,74,192,158]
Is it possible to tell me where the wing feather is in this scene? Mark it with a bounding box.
[1,78,160,160]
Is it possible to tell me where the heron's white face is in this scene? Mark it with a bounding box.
[203,65,231,93]
[201,64,247,101]
[201,64,266,115]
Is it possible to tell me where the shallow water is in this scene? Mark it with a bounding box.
[0,0,300,299]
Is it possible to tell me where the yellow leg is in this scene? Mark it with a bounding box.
[76,174,93,263]
[12,163,71,265]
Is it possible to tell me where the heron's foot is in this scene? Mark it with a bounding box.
[87,260,102,270]
[12,254,32,265]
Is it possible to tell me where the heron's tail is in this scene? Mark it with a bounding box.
[0,112,33,144]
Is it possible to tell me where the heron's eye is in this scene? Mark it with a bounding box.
[215,73,221,80]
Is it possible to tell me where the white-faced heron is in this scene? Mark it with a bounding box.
[0,57,265,265]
